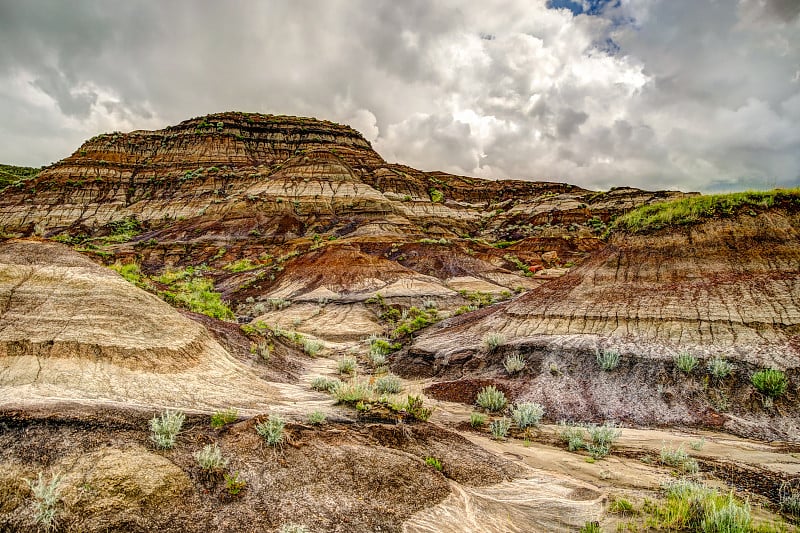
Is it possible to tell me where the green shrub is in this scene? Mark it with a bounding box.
[489,417,511,439]
[609,498,634,514]
[586,423,621,459]
[332,380,372,404]
[503,353,526,374]
[163,277,234,320]
[674,352,698,374]
[110,262,148,288]
[194,443,228,471]
[483,333,505,352]
[425,456,443,471]
[224,471,246,496]
[255,415,285,446]
[779,481,800,517]
[337,356,357,375]
[429,188,444,203]
[257,342,271,362]
[660,444,699,474]
[149,409,185,449]
[596,349,620,371]
[511,402,544,429]
[27,472,62,532]
[579,522,601,533]
[470,412,487,428]
[302,338,323,356]
[476,385,507,412]
[707,357,734,380]
[701,496,751,532]
[558,422,585,452]
[375,374,403,394]
[210,408,238,429]
[307,410,326,425]
[224,258,260,272]
[310,376,341,392]
[404,395,433,421]
[751,368,788,399]
[369,337,400,356]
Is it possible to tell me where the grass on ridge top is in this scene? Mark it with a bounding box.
[612,188,800,234]
[0,163,39,189]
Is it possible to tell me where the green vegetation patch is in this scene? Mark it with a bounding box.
[110,263,234,320]
[613,188,800,235]
[0,163,39,190]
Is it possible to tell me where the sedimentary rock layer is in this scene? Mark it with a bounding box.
[0,239,277,412]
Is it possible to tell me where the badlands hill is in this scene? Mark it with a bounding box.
[1,113,799,532]
[405,191,800,441]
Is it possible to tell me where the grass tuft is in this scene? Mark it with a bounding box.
[311,376,342,393]
[489,417,511,440]
[255,415,285,446]
[470,412,487,428]
[27,472,62,532]
[510,402,544,429]
[375,374,403,394]
[337,356,357,375]
[503,353,526,374]
[149,409,185,449]
[194,443,228,471]
[660,444,699,474]
[307,410,326,425]
[476,385,507,412]
[483,332,506,352]
[210,408,238,429]
[597,349,620,371]
[674,352,698,374]
[751,368,788,399]
[707,357,735,380]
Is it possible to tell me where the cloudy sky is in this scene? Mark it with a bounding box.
[1,0,798,192]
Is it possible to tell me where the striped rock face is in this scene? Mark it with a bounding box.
[0,239,279,413]
[405,208,800,441]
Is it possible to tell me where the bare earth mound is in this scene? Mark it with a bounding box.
[0,239,278,412]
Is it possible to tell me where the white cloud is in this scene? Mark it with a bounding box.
[0,0,797,192]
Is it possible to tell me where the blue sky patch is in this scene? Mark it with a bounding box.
[547,0,620,17]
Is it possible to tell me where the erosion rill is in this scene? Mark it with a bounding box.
[0,113,798,532]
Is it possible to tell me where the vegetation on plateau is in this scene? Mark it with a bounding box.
[612,188,800,234]
[0,163,39,190]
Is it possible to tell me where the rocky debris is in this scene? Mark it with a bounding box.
[0,239,280,413]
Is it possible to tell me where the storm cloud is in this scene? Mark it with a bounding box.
[0,0,798,192]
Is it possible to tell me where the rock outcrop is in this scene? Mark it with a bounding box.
[0,239,278,412]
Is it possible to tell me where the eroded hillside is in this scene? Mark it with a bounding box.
[1,114,798,532]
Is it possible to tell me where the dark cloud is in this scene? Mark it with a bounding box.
[0,0,797,193]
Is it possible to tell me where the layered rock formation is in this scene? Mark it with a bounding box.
[0,113,686,331]
[403,200,800,440]
[0,239,279,412]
